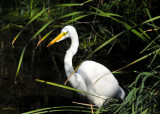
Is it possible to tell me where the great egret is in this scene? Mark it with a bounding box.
[47,25,125,107]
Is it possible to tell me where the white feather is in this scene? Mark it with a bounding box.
[54,25,125,107]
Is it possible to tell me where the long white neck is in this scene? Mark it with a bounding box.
[64,30,79,87]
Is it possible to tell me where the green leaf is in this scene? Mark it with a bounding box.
[141,16,160,25]
[141,108,149,114]
[140,34,160,54]
[14,45,27,83]
[98,12,122,18]
[26,8,49,26]
[111,17,147,41]
[22,106,93,114]
[132,103,135,114]
[56,3,81,7]
[113,48,160,73]
[89,31,125,56]
[30,20,53,41]
[56,0,92,7]
[90,6,105,13]
[80,0,92,5]
[64,14,90,25]
[60,12,82,18]
[36,29,55,49]
[35,79,105,100]
[12,30,22,46]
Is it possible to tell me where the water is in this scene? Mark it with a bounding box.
[0,32,85,113]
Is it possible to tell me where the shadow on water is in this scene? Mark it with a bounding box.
[0,32,88,114]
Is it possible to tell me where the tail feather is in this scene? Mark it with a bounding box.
[119,87,125,100]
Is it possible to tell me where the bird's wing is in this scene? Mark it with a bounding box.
[76,60,119,97]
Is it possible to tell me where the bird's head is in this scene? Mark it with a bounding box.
[47,25,76,47]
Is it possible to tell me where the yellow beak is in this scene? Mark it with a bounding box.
[47,32,67,47]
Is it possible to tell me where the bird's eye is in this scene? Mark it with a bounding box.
[63,32,67,35]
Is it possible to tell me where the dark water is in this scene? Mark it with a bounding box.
[0,32,89,114]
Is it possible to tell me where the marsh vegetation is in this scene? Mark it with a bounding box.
[0,0,160,113]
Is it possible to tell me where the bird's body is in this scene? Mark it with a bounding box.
[75,60,124,107]
[47,25,125,107]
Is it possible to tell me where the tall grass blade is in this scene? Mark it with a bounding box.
[31,20,53,41]
[36,29,54,49]
[144,0,158,35]
[64,63,82,85]
[30,0,33,16]
[140,34,160,54]
[138,27,153,45]
[90,31,125,56]
[141,108,149,114]
[90,6,104,13]
[12,8,49,45]
[141,16,160,25]
[12,30,22,46]
[35,79,105,100]
[148,50,159,68]
[15,20,53,81]
[57,0,92,7]
[94,10,160,43]
[64,14,90,25]
[26,8,49,26]
[56,3,81,7]
[132,103,135,114]
[91,7,122,17]
[56,0,93,7]
[14,45,27,83]
[113,48,160,73]
[111,17,147,42]
[97,12,122,18]
[80,0,92,5]
[22,106,92,114]
[60,12,82,18]
[96,12,148,42]
[119,88,138,112]
[23,109,92,114]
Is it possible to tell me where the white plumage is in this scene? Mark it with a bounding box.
[47,25,125,107]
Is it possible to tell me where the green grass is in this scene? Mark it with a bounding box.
[1,0,160,113]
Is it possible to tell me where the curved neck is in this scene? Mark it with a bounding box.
[64,32,79,86]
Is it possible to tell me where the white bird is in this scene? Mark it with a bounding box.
[47,25,125,107]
